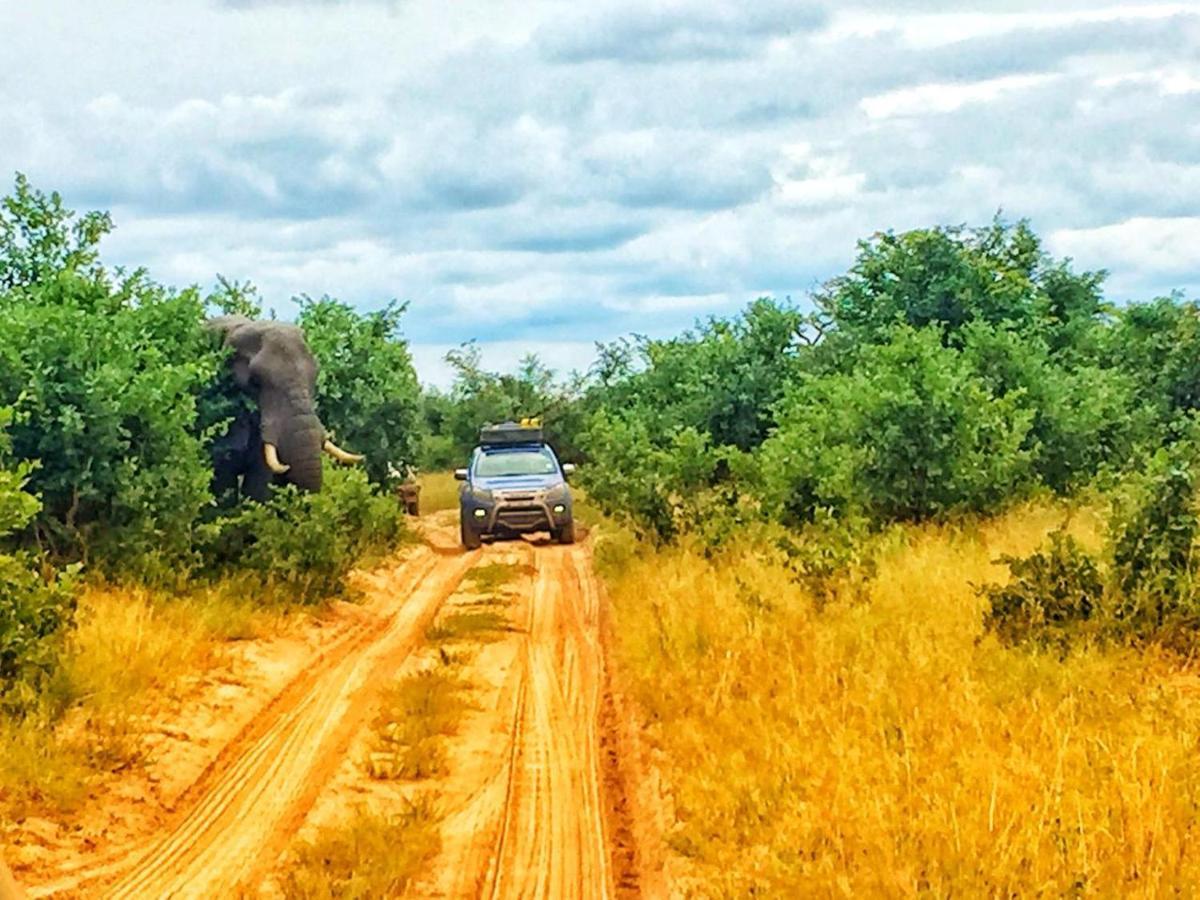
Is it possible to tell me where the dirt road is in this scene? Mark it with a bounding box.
[26,518,638,899]
[418,539,619,899]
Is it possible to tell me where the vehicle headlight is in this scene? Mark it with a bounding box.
[552,503,566,514]
[472,487,494,503]
[543,483,568,501]
[473,508,487,519]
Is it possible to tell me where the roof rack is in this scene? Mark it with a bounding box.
[479,418,543,446]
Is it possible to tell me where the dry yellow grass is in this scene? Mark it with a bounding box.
[279,800,439,899]
[599,501,1200,896]
[0,584,280,817]
[418,471,462,515]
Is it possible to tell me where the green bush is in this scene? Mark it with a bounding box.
[774,508,877,598]
[578,414,724,542]
[1110,297,1200,429]
[589,300,807,453]
[0,407,77,709]
[1108,441,1200,636]
[757,326,1035,523]
[814,218,1106,349]
[983,443,1200,652]
[201,466,407,604]
[0,176,224,578]
[297,297,422,486]
[982,531,1105,649]
[423,345,588,467]
[961,323,1143,492]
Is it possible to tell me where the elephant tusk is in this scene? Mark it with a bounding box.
[263,442,291,474]
[324,439,364,464]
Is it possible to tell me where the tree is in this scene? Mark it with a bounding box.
[295,297,422,486]
[815,218,1108,353]
[421,344,587,466]
[0,176,223,575]
[756,326,1035,523]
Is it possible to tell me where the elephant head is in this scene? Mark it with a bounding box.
[206,315,362,494]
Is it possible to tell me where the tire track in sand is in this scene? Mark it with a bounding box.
[427,541,615,899]
[107,546,477,899]
[31,538,477,899]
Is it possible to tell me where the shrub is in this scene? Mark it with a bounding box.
[0,407,77,709]
[814,218,1106,349]
[424,344,588,466]
[200,466,407,604]
[982,531,1105,648]
[775,508,877,598]
[757,326,1035,524]
[0,176,225,577]
[1108,442,1200,638]
[578,414,725,543]
[588,300,807,453]
[961,322,1143,492]
[1110,296,1200,428]
[297,297,422,486]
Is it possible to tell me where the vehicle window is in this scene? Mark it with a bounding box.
[475,448,558,477]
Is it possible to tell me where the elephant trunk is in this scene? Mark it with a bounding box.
[260,391,325,493]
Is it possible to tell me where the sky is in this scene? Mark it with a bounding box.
[1,1,1197,386]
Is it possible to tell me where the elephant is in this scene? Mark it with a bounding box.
[206,316,363,502]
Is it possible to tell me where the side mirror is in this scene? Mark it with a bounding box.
[562,463,576,478]
[454,468,469,481]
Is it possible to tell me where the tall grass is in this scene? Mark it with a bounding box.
[279,801,439,900]
[599,502,1200,895]
[0,584,279,818]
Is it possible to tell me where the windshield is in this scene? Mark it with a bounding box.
[475,447,558,478]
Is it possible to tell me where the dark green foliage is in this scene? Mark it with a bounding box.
[982,443,1200,652]
[0,177,223,577]
[0,173,111,291]
[814,218,1106,349]
[983,532,1105,648]
[1110,296,1200,428]
[757,327,1034,522]
[578,218,1166,561]
[579,415,723,542]
[421,344,586,467]
[1109,442,1200,632]
[960,323,1143,492]
[201,467,407,604]
[0,408,77,708]
[775,508,876,597]
[296,297,422,485]
[576,299,803,541]
[590,299,805,453]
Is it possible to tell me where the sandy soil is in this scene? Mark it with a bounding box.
[15,514,660,899]
[411,536,620,899]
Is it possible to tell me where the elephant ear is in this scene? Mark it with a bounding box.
[206,316,261,389]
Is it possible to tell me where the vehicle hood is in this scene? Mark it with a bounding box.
[474,473,564,492]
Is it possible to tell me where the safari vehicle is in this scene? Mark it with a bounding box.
[456,420,576,549]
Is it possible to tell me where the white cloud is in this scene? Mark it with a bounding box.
[1096,68,1200,94]
[860,74,1058,119]
[0,0,1196,385]
[1049,218,1200,282]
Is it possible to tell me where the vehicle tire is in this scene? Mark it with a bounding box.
[461,518,482,550]
[556,518,576,545]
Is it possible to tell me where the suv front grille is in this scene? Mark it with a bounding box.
[497,508,547,529]
[498,491,538,502]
